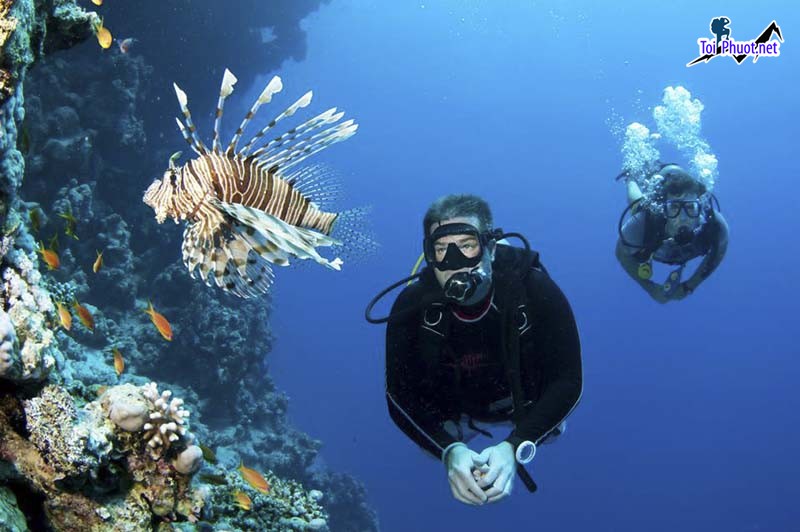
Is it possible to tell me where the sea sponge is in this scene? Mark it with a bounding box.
[172,444,203,475]
[103,383,150,432]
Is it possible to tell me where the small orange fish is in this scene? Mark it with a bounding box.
[37,241,60,270]
[73,300,95,331]
[95,19,112,49]
[144,301,172,341]
[238,462,270,494]
[232,490,251,511]
[112,347,124,376]
[96,385,108,396]
[56,301,72,331]
[93,250,103,273]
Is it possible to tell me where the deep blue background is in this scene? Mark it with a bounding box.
[162,1,800,530]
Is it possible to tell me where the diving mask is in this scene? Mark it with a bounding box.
[665,199,702,219]
[423,223,498,305]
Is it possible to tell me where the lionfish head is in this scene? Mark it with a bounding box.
[143,169,181,224]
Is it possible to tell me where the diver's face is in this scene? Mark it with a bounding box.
[664,191,702,237]
[429,216,483,288]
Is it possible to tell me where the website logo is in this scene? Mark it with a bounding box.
[687,17,783,67]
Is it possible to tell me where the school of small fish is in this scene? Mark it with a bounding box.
[29,11,315,511]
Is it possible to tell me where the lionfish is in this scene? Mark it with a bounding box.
[143,69,358,298]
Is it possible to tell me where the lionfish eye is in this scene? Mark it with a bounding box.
[169,172,178,186]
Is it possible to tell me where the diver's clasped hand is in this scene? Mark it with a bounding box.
[444,443,489,505]
[475,441,516,503]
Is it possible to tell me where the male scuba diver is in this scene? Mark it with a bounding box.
[615,163,729,303]
[365,194,582,505]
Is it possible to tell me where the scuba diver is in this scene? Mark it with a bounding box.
[365,194,582,506]
[615,163,729,303]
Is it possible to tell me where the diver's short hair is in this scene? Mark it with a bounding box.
[423,194,493,236]
[658,165,707,198]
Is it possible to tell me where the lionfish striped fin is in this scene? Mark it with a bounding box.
[239,90,314,156]
[181,224,275,298]
[262,120,358,173]
[220,230,275,298]
[175,117,204,156]
[250,108,343,160]
[283,164,343,209]
[226,75,283,156]
[212,198,343,271]
[212,69,238,154]
[173,83,208,154]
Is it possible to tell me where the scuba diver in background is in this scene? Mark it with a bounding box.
[615,163,729,303]
[365,194,582,505]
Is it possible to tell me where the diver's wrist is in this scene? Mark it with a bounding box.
[441,442,467,464]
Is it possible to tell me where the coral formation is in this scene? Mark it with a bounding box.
[0,307,17,376]
[23,384,112,481]
[140,381,191,459]
[0,0,380,529]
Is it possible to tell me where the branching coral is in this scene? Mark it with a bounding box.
[141,381,191,459]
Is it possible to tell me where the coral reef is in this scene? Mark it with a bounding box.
[140,381,191,459]
[0,0,381,529]
[23,384,112,482]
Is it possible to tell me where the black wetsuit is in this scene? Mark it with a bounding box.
[385,245,582,460]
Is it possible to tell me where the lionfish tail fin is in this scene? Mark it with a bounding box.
[330,205,380,266]
[212,198,344,271]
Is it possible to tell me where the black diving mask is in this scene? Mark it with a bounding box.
[423,223,499,271]
[665,199,702,219]
[423,223,500,305]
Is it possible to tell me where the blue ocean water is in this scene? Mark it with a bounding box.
[253,2,799,531]
[38,0,795,530]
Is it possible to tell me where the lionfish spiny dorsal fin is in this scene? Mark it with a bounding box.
[173,82,208,154]
[175,117,204,156]
[226,75,283,156]
[212,69,238,154]
[239,90,313,156]
[249,108,343,159]
[262,120,358,173]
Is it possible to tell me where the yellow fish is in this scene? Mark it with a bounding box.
[144,301,173,341]
[92,0,103,5]
[199,443,217,464]
[73,300,95,331]
[232,490,251,511]
[93,250,103,273]
[95,19,112,49]
[37,241,60,270]
[58,210,79,240]
[238,461,270,494]
[56,301,72,331]
[112,347,124,376]
[29,208,41,233]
